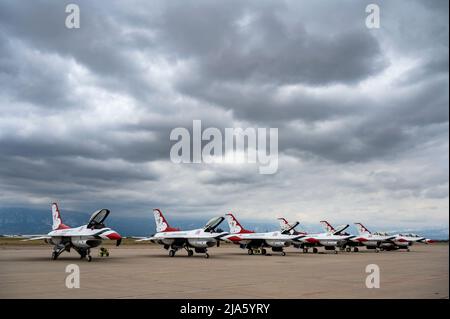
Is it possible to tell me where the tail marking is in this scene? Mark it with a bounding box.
[51,203,70,230]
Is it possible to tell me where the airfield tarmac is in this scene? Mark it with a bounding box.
[0,243,448,299]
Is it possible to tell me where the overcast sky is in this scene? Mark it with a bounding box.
[0,0,448,231]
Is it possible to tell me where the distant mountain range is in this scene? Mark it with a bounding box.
[0,207,448,239]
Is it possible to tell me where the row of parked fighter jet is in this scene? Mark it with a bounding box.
[26,203,434,261]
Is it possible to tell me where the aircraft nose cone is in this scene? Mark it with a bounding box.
[106,231,122,240]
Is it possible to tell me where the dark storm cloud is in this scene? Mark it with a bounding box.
[0,0,162,106]
[158,1,387,86]
[280,75,449,163]
[1,155,157,184]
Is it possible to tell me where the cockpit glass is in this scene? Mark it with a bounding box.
[88,209,110,228]
[204,216,224,231]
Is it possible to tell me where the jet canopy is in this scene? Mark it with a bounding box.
[281,221,300,234]
[399,233,420,237]
[87,209,110,229]
[332,224,349,235]
[204,216,225,232]
[374,231,389,236]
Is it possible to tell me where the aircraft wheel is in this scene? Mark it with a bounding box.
[353,247,359,252]
[187,250,193,257]
[87,255,92,262]
[302,248,308,253]
[407,248,410,252]
[334,250,338,254]
[346,247,351,252]
[247,249,253,255]
[205,253,210,259]
[281,252,286,256]
[169,249,176,257]
[375,248,380,253]
[261,248,267,255]
[52,252,58,260]
[312,248,318,254]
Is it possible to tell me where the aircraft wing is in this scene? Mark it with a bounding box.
[22,235,51,241]
[134,237,156,242]
[383,236,397,242]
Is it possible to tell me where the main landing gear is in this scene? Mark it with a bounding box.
[51,244,70,261]
[247,247,285,256]
[70,246,93,262]
[247,248,267,255]
[169,246,210,258]
[51,245,92,262]
[76,247,93,262]
[302,247,319,254]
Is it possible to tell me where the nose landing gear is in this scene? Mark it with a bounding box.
[247,248,274,255]
[74,247,92,262]
[170,245,211,258]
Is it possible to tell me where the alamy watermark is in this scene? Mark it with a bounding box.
[365,4,380,29]
[170,120,278,174]
[65,4,80,29]
[65,264,80,288]
[365,264,380,288]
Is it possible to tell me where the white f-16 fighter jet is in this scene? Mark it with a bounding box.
[278,218,354,254]
[353,223,433,252]
[25,203,122,261]
[318,221,433,252]
[319,222,396,252]
[136,209,228,258]
[222,213,304,256]
[345,222,398,252]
